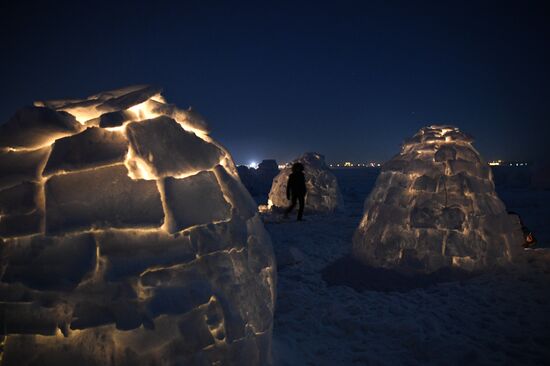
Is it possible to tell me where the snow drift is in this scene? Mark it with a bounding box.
[268,153,343,213]
[0,85,276,366]
[353,125,523,273]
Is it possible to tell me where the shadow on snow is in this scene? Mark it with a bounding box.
[322,255,476,292]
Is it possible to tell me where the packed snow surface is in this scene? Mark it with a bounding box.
[268,152,343,213]
[0,86,276,366]
[267,168,550,366]
[353,126,523,273]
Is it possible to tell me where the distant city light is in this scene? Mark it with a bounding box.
[325,159,527,169]
[488,160,528,167]
[248,161,258,169]
[328,161,383,168]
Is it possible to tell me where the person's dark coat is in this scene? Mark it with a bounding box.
[285,163,307,220]
[286,171,307,200]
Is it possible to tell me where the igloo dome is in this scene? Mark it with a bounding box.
[352,125,523,273]
[0,86,276,365]
[268,153,343,213]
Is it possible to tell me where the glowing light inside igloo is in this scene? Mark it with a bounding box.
[0,85,276,366]
[268,152,343,213]
[352,125,524,273]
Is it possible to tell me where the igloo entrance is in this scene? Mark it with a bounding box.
[0,86,276,366]
[353,126,523,273]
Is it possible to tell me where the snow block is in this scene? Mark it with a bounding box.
[175,302,219,352]
[71,302,115,329]
[187,217,248,256]
[146,283,212,317]
[353,125,523,273]
[164,171,231,233]
[0,106,83,149]
[438,207,465,230]
[213,165,258,220]
[246,215,276,275]
[45,164,164,233]
[148,100,210,133]
[0,303,58,335]
[413,175,437,192]
[126,116,223,177]
[0,211,42,238]
[445,231,475,257]
[95,230,195,281]
[140,250,274,341]
[97,85,161,112]
[0,182,38,215]
[410,206,438,229]
[434,145,457,162]
[97,110,135,128]
[1,233,96,290]
[0,147,50,189]
[43,127,128,175]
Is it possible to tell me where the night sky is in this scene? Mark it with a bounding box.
[1,0,549,165]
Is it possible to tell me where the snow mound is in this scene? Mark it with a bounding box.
[268,153,343,213]
[353,125,523,273]
[0,86,276,366]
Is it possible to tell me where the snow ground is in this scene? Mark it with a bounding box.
[261,168,550,366]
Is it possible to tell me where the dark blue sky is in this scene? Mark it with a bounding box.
[1,0,548,165]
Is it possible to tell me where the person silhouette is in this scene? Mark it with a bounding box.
[284,162,307,221]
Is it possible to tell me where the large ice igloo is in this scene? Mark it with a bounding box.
[0,85,276,366]
[352,125,523,273]
[268,152,343,213]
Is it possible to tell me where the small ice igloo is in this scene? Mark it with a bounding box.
[353,125,523,273]
[268,152,343,213]
[0,86,276,365]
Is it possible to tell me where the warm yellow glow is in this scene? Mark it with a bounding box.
[124,149,157,180]
[2,146,36,152]
[41,162,125,179]
[174,120,210,140]
[128,99,161,121]
[2,133,76,151]
[451,256,475,269]
[150,93,166,103]
[104,125,127,132]
[60,104,103,124]
[3,88,276,364]
[258,204,270,213]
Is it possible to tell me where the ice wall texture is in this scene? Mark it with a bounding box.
[353,126,523,273]
[268,153,343,213]
[0,85,276,366]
